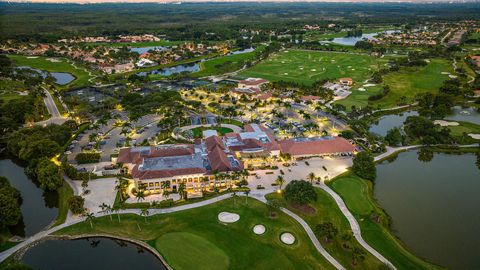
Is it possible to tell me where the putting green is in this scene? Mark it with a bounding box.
[156,232,230,270]
[240,49,378,85]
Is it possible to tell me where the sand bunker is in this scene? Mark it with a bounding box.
[434,120,459,127]
[358,88,366,91]
[218,212,240,223]
[311,69,316,71]
[253,225,266,235]
[47,58,61,62]
[364,84,376,87]
[280,233,295,245]
[468,134,480,139]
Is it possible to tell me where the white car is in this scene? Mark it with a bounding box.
[65,151,72,155]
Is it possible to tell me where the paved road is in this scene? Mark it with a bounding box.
[43,88,61,118]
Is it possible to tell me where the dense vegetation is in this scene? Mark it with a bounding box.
[1,3,479,40]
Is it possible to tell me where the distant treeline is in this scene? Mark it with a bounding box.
[1,2,480,41]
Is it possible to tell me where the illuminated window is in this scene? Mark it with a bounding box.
[149,183,154,187]
[155,182,159,187]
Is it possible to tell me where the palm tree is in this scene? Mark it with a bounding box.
[136,190,145,202]
[307,172,316,185]
[112,204,122,222]
[162,190,171,200]
[98,203,113,222]
[275,175,285,190]
[178,183,186,200]
[140,208,149,224]
[244,190,250,205]
[84,212,95,229]
[232,191,237,207]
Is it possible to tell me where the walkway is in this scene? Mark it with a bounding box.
[317,183,396,269]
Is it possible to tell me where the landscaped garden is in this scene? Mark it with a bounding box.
[55,197,335,270]
[190,126,234,138]
[239,49,379,86]
[327,173,442,270]
[266,187,386,269]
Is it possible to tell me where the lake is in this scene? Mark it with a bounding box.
[138,62,200,77]
[21,237,167,270]
[16,66,74,85]
[0,159,58,237]
[375,151,480,269]
[331,30,399,46]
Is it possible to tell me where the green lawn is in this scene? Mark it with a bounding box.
[267,189,385,269]
[240,49,378,86]
[370,59,453,109]
[190,126,233,138]
[55,197,335,270]
[51,182,74,227]
[336,85,384,110]
[328,174,443,270]
[193,50,259,77]
[447,121,480,144]
[8,54,94,88]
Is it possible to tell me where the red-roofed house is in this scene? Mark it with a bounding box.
[339,78,353,86]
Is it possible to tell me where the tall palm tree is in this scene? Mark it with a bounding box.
[136,190,145,202]
[84,212,95,229]
[162,190,171,200]
[232,191,237,207]
[112,205,122,222]
[140,208,149,224]
[307,172,316,184]
[275,175,285,190]
[178,183,186,200]
[244,190,250,205]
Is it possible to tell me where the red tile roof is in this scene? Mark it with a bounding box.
[279,137,355,156]
[132,165,206,180]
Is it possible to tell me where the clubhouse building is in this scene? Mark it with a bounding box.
[117,124,355,196]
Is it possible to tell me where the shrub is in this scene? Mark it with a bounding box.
[75,152,101,164]
[68,195,85,215]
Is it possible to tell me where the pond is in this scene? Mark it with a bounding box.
[330,30,399,46]
[369,111,418,136]
[0,159,58,237]
[138,62,200,77]
[375,151,480,269]
[130,46,166,54]
[230,47,255,55]
[16,66,74,85]
[21,237,167,270]
[369,107,480,136]
[444,106,480,125]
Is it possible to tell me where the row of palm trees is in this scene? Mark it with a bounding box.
[275,172,319,190]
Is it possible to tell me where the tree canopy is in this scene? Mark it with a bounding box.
[284,180,317,205]
[352,151,376,181]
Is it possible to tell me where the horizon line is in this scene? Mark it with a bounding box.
[2,0,479,3]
